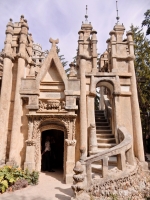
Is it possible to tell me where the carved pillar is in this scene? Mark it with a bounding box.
[114,94,120,144]
[65,139,76,184]
[79,58,87,158]
[89,124,97,153]
[24,139,36,172]
[109,30,117,72]
[99,86,105,110]
[87,95,96,154]
[9,17,29,164]
[117,151,126,171]
[91,30,98,73]
[102,156,108,178]
[127,31,145,162]
[0,19,14,162]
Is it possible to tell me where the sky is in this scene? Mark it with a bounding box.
[0,0,150,68]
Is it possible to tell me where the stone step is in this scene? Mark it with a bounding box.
[96,122,109,125]
[95,114,105,117]
[96,130,112,134]
[96,126,110,130]
[97,138,116,143]
[96,134,114,138]
[95,119,108,122]
[97,143,116,148]
[95,110,104,113]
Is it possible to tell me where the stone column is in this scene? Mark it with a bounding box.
[0,19,14,163]
[9,18,29,164]
[89,124,97,152]
[24,139,36,172]
[127,31,145,162]
[87,95,96,153]
[91,30,98,73]
[99,87,105,110]
[109,30,117,72]
[79,58,87,158]
[65,139,76,184]
[114,94,120,144]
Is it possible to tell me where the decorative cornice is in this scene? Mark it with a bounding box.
[3,52,14,61]
[79,54,92,60]
[5,29,14,35]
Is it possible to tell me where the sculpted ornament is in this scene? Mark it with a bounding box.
[65,139,76,146]
[38,99,66,111]
[30,114,76,170]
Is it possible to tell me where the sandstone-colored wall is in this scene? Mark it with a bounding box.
[18,102,28,168]
[6,62,17,160]
[119,96,133,137]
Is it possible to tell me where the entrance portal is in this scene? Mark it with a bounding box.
[41,129,64,171]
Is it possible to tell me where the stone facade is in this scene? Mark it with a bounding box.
[0,14,146,187]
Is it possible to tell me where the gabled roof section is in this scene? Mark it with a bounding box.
[36,38,68,89]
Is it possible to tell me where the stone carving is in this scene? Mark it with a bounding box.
[47,100,61,110]
[65,139,76,146]
[72,161,85,196]
[38,100,66,111]
[25,139,36,146]
[31,115,76,170]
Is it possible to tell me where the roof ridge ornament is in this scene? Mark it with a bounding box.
[49,38,59,49]
[116,1,120,24]
[85,5,88,23]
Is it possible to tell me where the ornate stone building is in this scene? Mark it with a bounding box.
[0,14,146,187]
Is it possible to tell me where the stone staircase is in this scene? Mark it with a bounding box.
[95,110,116,151]
[91,110,117,175]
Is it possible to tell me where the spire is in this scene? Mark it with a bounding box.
[85,5,88,23]
[116,1,120,24]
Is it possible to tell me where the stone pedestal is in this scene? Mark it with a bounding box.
[24,140,36,172]
[89,124,97,152]
[65,139,76,184]
[79,58,87,158]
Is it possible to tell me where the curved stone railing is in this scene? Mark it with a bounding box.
[72,126,135,195]
[85,126,134,187]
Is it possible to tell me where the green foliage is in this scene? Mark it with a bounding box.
[0,165,39,193]
[142,9,150,35]
[56,46,68,67]
[130,25,150,112]
[109,193,118,200]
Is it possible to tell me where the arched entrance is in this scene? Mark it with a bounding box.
[24,115,76,184]
[41,129,64,171]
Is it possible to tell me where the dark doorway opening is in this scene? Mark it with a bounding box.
[41,129,64,171]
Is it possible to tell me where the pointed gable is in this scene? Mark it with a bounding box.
[36,38,68,100]
[36,38,68,89]
[41,59,63,82]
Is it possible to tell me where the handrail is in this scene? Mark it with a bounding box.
[84,126,135,187]
[72,127,135,195]
[85,126,132,163]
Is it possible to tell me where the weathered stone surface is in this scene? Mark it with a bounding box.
[0,11,145,193]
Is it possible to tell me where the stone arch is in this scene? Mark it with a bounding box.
[24,114,76,183]
[90,76,121,95]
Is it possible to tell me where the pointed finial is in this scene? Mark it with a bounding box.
[85,5,88,23]
[116,1,120,23]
